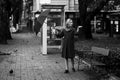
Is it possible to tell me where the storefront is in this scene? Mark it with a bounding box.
[91,11,120,34]
[110,13,120,34]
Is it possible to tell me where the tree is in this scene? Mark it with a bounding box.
[114,0,120,5]
[11,0,23,28]
[25,0,33,31]
[78,0,110,39]
[0,0,8,44]
[0,0,23,44]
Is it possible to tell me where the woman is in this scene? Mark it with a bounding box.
[56,18,76,73]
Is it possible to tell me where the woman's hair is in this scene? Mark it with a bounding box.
[66,18,72,24]
[66,18,73,27]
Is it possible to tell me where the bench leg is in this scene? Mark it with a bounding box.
[78,57,83,70]
[78,58,80,70]
[77,56,80,70]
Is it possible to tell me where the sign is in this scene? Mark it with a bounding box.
[40,0,51,4]
[42,5,65,9]
[50,9,62,12]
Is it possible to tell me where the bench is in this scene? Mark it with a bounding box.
[75,46,110,72]
[75,46,120,78]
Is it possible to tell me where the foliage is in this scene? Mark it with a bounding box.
[114,0,120,5]
[103,0,120,11]
[78,0,120,39]
[78,0,111,39]
[9,0,23,18]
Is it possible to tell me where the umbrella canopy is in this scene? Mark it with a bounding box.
[34,9,50,35]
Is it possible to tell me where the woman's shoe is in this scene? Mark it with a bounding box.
[64,70,69,73]
[72,68,76,72]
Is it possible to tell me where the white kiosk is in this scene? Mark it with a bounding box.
[41,4,65,54]
[42,18,48,54]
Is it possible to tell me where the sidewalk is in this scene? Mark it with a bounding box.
[0,32,90,80]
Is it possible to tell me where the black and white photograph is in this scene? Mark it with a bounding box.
[0,0,120,80]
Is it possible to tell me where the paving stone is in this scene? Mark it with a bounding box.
[0,33,99,80]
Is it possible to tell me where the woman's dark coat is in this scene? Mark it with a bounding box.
[56,29,75,59]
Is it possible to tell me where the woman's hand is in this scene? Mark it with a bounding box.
[55,29,61,34]
[77,26,82,32]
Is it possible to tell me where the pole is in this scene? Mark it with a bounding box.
[94,16,97,33]
[42,18,47,54]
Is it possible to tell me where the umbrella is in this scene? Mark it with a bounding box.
[34,9,50,35]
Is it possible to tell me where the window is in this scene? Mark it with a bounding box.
[74,0,78,4]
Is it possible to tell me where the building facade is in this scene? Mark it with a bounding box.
[33,0,79,27]
[32,0,120,35]
[33,0,78,12]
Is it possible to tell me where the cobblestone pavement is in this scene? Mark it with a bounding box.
[1,33,120,80]
[0,33,90,80]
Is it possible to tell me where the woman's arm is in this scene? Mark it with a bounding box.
[55,29,64,38]
[74,26,83,35]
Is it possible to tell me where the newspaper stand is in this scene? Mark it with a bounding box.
[41,4,65,54]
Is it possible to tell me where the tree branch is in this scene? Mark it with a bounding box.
[9,0,22,17]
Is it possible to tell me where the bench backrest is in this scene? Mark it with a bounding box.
[91,47,109,56]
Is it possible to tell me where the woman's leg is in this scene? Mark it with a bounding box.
[65,58,69,70]
[64,58,69,73]
[71,58,75,72]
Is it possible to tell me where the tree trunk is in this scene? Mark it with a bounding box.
[84,19,93,39]
[5,21,12,40]
[4,11,12,40]
[0,22,8,44]
[0,8,12,44]
[0,4,8,44]
[78,12,93,39]
[78,0,93,39]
